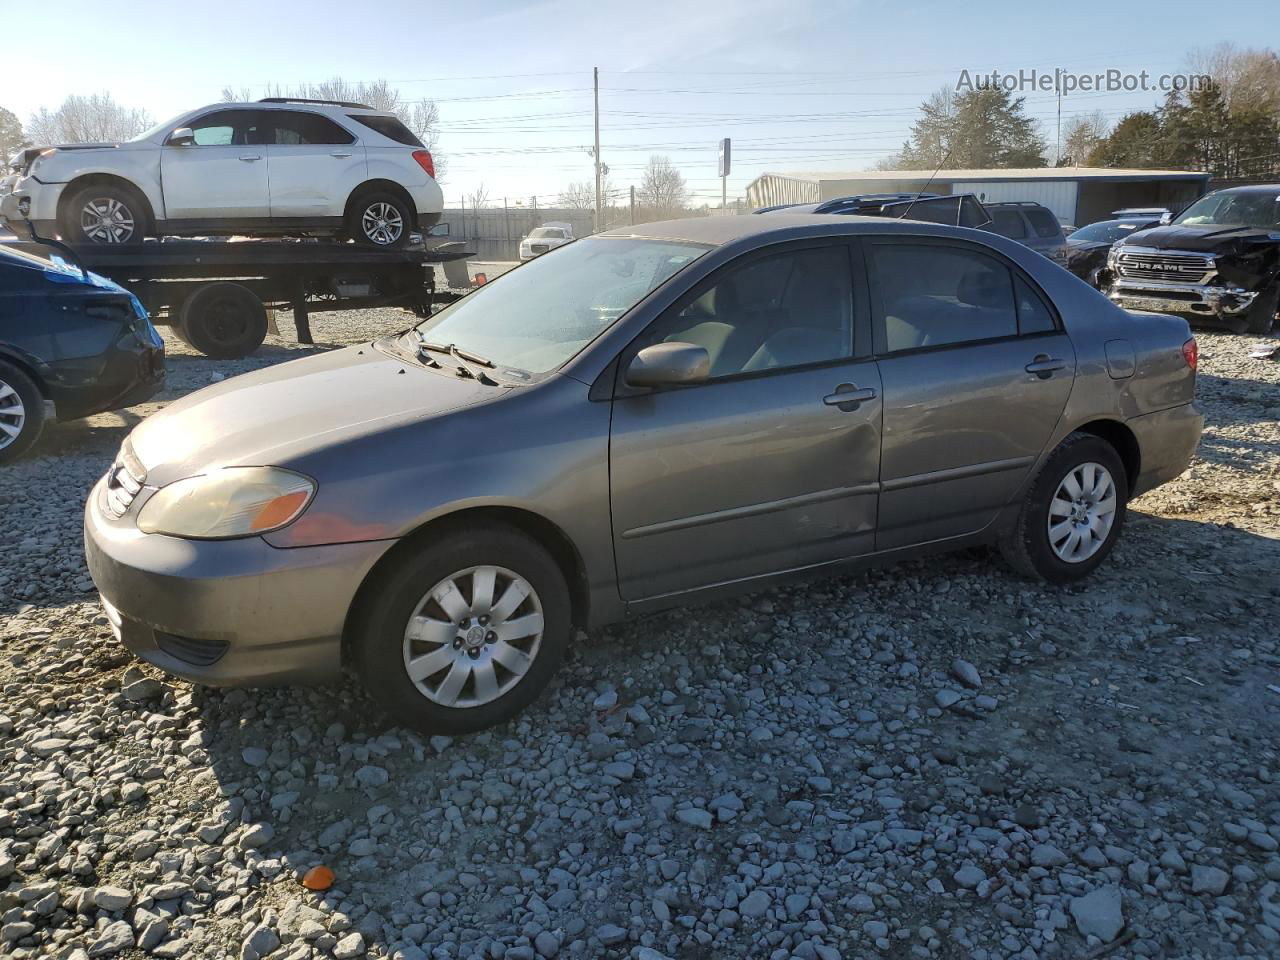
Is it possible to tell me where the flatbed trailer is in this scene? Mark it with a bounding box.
[6,237,472,359]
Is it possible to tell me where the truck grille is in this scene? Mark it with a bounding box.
[103,442,146,518]
[1115,248,1214,283]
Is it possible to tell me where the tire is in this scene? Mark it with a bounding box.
[352,524,571,735]
[999,433,1128,584]
[177,283,268,359]
[1244,285,1279,336]
[60,182,152,245]
[347,190,413,248]
[0,360,47,465]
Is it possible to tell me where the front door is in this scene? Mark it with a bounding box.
[609,242,882,601]
[263,110,367,218]
[160,109,270,220]
[866,238,1076,550]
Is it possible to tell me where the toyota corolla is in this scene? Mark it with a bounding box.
[85,215,1202,733]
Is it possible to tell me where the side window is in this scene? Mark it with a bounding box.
[989,209,1027,239]
[872,244,1018,353]
[640,246,853,379]
[186,110,265,146]
[1015,276,1057,334]
[1025,207,1063,239]
[270,111,356,145]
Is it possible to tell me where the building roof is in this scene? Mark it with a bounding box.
[756,167,1210,184]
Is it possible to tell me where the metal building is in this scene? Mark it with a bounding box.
[746,167,1211,227]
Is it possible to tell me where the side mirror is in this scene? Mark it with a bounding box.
[427,222,450,237]
[625,342,710,388]
[167,127,195,146]
[1159,211,1174,225]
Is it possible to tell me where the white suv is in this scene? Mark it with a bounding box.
[0,98,443,247]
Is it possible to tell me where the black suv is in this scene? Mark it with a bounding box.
[1105,185,1280,334]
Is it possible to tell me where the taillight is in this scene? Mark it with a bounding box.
[1182,337,1198,370]
[412,150,435,179]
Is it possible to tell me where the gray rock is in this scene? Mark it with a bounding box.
[87,921,135,956]
[935,689,961,708]
[534,930,560,957]
[333,931,366,959]
[953,864,986,889]
[1031,843,1069,868]
[354,765,389,788]
[1070,886,1124,942]
[675,808,713,829]
[238,823,274,849]
[739,889,771,917]
[1190,864,1230,895]
[950,658,982,688]
[242,924,280,960]
[90,886,132,911]
[241,747,269,767]
[602,761,635,781]
[596,924,627,946]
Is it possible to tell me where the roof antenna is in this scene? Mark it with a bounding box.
[898,148,953,223]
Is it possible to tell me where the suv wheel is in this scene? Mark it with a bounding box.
[61,183,152,244]
[348,191,413,248]
[0,361,46,464]
[353,525,571,734]
[999,433,1128,583]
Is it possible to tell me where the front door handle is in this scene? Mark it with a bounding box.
[330,151,353,158]
[239,154,262,162]
[1025,355,1066,379]
[823,383,877,411]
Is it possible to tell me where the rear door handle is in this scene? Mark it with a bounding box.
[823,384,877,411]
[330,151,353,158]
[1025,355,1066,378]
[239,154,262,162]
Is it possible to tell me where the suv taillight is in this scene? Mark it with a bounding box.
[1182,337,1198,370]
[412,150,435,179]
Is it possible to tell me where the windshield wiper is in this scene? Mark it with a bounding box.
[413,336,500,385]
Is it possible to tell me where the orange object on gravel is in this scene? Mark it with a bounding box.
[302,865,335,891]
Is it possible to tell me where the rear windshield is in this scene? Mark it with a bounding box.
[347,114,423,147]
[1024,208,1063,239]
[989,209,1027,238]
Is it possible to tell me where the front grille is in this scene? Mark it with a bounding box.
[1115,248,1214,283]
[103,442,146,519]
[530,243,549,254]
[155,633,228,666]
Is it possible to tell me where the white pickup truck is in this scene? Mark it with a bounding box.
[1,98,443,248]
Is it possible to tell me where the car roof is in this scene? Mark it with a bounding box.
[212,101,396,118]
[601,213,979,246]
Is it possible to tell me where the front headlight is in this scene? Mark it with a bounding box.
[1107,244,1121,268]
[137,466,315,539]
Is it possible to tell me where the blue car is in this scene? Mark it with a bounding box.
[0,241,164,462]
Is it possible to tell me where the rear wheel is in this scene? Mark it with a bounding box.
[347,190,413,248]
[353,525,571,734]
[0,361,46,465]
[1000,433,1127,583]
[177,283,268,359]
[60,182,152,245]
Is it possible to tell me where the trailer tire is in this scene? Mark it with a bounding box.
[177,283,268,359]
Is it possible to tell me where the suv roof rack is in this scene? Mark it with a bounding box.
[984,201,1044,208]
[259,97,374,109]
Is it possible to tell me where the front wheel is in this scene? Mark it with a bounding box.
[353,525,571,734]
[0,361,46,465]
[60,183,152,245]
[1000,433,1127,583]
[347,191,413,248]
[1244,285,1279,336]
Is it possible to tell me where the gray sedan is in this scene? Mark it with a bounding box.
[85,215,1202,733]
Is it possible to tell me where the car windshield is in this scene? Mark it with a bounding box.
[1173,192,1280,229]
[1069,220,1153,243]
[407,236,710,377]
[129,113,188,142]
[529,228,566,239]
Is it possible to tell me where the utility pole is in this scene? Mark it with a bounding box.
[593,66,602,234]
[629,185,635,226]
[1055,69,1063,164]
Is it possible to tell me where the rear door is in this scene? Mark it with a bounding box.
[609,241,883,600]
[264,110,367,219]
[867,238,1075,550]
[159,109,270,219]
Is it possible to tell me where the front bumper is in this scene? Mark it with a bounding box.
[1128,401,1204,498]
[1108,279,1258,319]
[84,476,396,686]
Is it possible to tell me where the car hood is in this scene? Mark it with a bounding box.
[129,344,502,486]
[1118,223,1279,251]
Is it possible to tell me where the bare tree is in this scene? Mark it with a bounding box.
[1059,111,1110,165]
[466,183,491,209]
[637,155,688,220]
[557,176,615,211]
[27,93,152,145]
[221,77,445,179]
[1188,43,1280,114]
[0,106,25,160]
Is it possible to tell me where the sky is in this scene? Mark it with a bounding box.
[2,0,1273,208]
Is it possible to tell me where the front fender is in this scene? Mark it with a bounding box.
[40,151,163,221]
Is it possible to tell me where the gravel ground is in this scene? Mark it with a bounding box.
[1,311,1278,960]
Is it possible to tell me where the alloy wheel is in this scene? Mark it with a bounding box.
[1047,461,1117,563]
[361,202,404,245]
[402,565,544,708]
[80,197,136,243]
[0,379,25,450]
